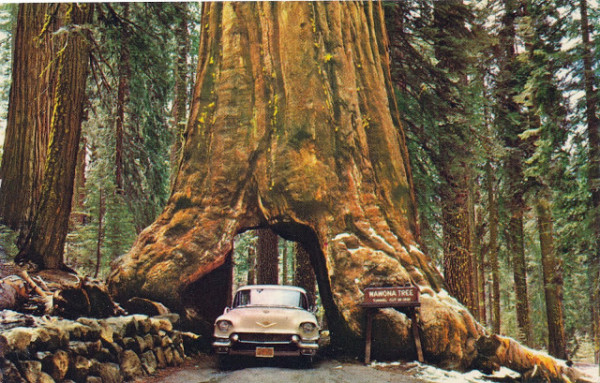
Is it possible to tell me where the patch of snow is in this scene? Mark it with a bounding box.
[333,233,352,242]
[409,245,421,254]
[370,361,520,383]
[577,364,600,383]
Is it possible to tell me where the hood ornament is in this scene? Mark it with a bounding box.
[257,321,277,328]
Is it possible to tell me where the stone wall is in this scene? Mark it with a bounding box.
[0,311,200,382]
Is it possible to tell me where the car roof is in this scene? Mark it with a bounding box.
[235,284,307,294]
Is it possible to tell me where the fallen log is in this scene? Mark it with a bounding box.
[474,334,595,383]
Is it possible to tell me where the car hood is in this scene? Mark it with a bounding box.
[215,306,318,335]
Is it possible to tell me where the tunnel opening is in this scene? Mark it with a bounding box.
[180,221,360,355]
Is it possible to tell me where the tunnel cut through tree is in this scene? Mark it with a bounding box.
[108,1,483,366]
[108,4,589,377]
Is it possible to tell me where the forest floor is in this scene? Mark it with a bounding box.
[134,354,600,383]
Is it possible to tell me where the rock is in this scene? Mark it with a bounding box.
[3,359,27,383]
[163,347,173,366]
[153,347,166,369]
[69,355,92,383]
[41,349,69,381]
[172,347,184,366]
[90,361,122,383]
[103,341,123,362]
[69,340,102,358]
[120,350,143,380]
[181,331,203,354]
[19,360,56,383]
[123,297,169,317]
[143,333,154,349]
[140,350,158,375]
[92,347,114,363]
[5,327,35,353]
[86,377,102,383]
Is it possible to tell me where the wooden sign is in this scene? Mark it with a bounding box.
[361,286,419,308]
[361,285,423,364]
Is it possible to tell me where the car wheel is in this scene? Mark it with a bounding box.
[217,354,236,370]
[298,355,314,369]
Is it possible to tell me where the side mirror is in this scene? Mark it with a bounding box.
[223,307,231,314]
[309,306,318,314]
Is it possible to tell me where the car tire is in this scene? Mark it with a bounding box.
[298,355,314,369]
[217,354,236,370]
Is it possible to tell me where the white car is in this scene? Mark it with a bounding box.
[213,285,320,367]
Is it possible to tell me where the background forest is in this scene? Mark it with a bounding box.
[0,0,598,366]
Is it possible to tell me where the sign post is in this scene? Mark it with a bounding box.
[360,285,424,364]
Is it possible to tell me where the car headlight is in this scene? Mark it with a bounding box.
[216,320,232,332]
[300,322,317,333]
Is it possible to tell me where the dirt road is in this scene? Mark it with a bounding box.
[137,355,429,383]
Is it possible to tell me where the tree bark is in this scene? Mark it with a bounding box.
[536,194,567,359]
[109,1,482,368]
[16,4,94,270]
[170,3,190,183]
[256,228,278,285]
[579,0,600,365]
[115,3,130,194]
[486,161,501,334]
[294,242,316,307]
[95,188,106,278]
[497,0,532,346]
[0,4,58,245]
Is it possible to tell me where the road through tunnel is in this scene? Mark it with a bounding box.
[179,221,360,355]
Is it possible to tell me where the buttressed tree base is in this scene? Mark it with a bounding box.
[108,3,587,380]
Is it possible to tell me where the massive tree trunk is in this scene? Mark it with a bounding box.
[16,4,93,270]
[109,1,476,367]
[108,5,584,377]
[0,4,58,244]
[579,0,600,365]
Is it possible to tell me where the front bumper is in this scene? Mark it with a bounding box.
[213,334,319,356]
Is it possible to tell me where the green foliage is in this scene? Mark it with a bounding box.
[64,3,201,277]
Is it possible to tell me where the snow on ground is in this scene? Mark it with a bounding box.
[370,361,600,383]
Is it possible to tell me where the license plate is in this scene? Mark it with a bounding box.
[256,347,275,358]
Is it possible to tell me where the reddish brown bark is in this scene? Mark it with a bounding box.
[579,0,600,365]
[294,242,316,307]
[16,4,94,270]
[256,228,278,285]
[0,4,58,243]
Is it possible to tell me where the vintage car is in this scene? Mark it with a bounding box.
[212,285,320,366]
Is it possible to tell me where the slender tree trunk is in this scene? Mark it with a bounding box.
[441,170,476,315]
[115,3,130,194]
[486,161,501,334]
[294,242,316,307]
[16,4,94,270]
[497,0,531,346]
[579,0,600,365]
[170,2,190,182]
[71,137,87,226]
[282,243,288,285]
[0,4,57,244]
[256,228,278,285]
[536,194,567,359]
[95,188,106,278]
[247,246,256,285]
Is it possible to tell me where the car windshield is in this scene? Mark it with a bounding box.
[234,288,308,309]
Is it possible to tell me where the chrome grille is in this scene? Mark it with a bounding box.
[237,333,293,344]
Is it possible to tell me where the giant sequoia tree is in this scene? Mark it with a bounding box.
[108,3,585,377]
[15,4,94,269]
[0,4,58,244]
